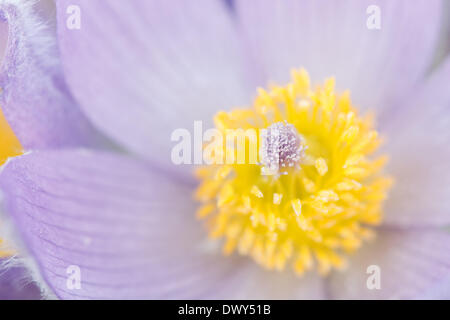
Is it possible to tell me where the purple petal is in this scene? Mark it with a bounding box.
[329,228,450,299]
[382,58,450,228]
[223,264,325,299]
[0,259,42,300]
[56,0,256,176]
[0,150,247,299]
[235,0,442,113]
[417,272,450,299]
[0,0,101,149]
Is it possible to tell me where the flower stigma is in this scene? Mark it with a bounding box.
[195,69,392,276]
[260,121,306,175]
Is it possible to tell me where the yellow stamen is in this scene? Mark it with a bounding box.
[195,69,392,276]
[315,158,328,176]
[0,104,23,258]
[0,106,22,165]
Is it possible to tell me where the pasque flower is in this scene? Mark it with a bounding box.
[0,0,449,299]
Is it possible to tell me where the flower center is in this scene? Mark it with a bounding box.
[260,121,306,174]
[0,105,23,257]
[195,69,392,276]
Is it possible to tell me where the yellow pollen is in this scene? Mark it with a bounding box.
[315,158,328,176]
[0,104,23,257]
[195,69,392,277]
